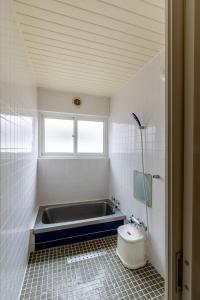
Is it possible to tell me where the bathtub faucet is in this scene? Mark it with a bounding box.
[111,196,120,210]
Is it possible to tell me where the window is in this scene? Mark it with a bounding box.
[40,113,107,157]
[44,118,74,153]
[77,120,104,153]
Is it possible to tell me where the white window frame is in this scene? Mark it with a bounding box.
[39,112,108,158]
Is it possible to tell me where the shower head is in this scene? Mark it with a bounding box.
[131,113,142,127]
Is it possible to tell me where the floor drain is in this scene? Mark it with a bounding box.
[67,250,107,263]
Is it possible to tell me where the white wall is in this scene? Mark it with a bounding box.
[38,87,110,116]
[109,52,165,277]
[0,1,38,299]
[37,88,110,205]
[38,158,109,205]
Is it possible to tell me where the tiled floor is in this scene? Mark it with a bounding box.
[20,236,165,300]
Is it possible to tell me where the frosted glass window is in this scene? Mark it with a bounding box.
[44,118,74,153]
[77,120,104,153]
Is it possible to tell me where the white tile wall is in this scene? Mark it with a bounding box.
[37,158,109,205]
[0,1,38,299]
[109,51,165,277]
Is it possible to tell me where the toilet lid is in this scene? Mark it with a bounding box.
[117,224,145,243]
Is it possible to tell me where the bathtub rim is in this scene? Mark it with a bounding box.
[33,199,126,234]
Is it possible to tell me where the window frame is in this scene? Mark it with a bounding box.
[39,112,108,158]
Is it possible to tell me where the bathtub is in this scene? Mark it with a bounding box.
[33,199,125,250]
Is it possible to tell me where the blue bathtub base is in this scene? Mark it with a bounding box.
[35,220,124,250]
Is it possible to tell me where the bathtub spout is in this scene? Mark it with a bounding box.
[111,197,120,211]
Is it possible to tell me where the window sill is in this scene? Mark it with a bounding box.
[38,156,109,160]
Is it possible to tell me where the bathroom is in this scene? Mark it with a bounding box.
[0,0,166,299]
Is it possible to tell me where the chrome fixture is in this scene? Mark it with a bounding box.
[131,113,145,129]
[111,196,120,210]
[129,214,147,231]
[153,175,161,179]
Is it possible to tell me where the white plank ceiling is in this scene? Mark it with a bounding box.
[14,0,165,96]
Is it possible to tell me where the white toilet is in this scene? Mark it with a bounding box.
[116,223,147,269]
